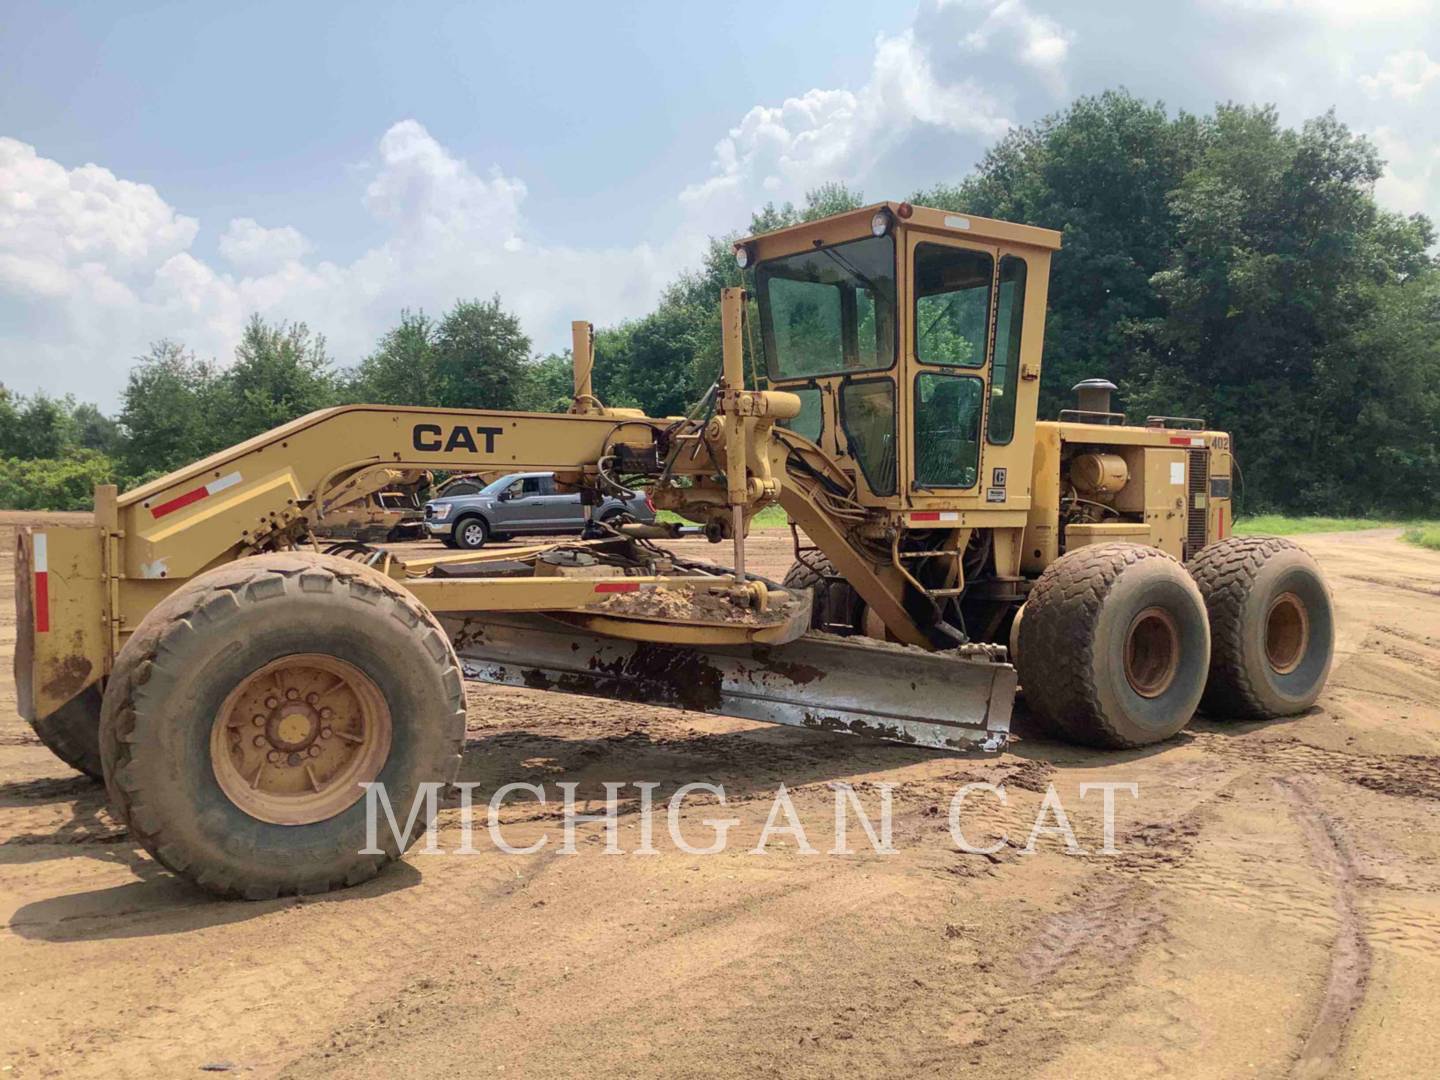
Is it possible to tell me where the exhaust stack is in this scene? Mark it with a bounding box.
[1073,378,1118,415]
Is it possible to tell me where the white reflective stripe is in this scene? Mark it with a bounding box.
[207,471,243,495]
[944,215,971,230]
[32,532,48,572]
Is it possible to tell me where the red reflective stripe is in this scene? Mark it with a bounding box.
[1169,436,1204,446]
[34,571,49,633]
[911,512,942,521]
[594,582,640,593]
[150,485,210,519]
[1219,505,1226,538]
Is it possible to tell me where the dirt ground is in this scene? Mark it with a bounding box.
[3,512,1440,1078]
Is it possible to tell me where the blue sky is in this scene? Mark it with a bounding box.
[2,0,1438,406]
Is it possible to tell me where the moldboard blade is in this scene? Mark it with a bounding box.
[444,614,1013,753]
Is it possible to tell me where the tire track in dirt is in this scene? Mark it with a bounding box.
[1195,732,1440,802]
[1276,778,1372,1080]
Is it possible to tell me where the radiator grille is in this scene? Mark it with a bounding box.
[1186,450,1209,558]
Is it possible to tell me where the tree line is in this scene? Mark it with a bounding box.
[2,90,1436,515]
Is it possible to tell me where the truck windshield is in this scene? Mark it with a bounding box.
[756,235,896,380]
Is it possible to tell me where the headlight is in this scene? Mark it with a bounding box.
[429,503,452,519]
[870,209,893,237]
[734,243,753,269]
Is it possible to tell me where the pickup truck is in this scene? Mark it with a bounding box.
[423,471,655,549]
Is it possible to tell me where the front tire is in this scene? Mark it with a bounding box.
[783,553,863,634]
[453,516,489,550]
[1017,543,1210,748]
[1187,536,1334,719]
[98,553,466,900]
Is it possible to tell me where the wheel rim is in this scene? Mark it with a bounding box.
[1265,592,1310,675]
[462,522,484,545]
[1124,606,1180,699]
[210,654,392,825]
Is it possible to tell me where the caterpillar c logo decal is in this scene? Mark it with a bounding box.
[412,424,504,454]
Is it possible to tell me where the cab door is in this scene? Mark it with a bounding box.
[904,232,997,499]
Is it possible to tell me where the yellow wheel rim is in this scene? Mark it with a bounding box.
[210,654,392,825]
[1265,592,1310,675]
[1124,606,1180,699]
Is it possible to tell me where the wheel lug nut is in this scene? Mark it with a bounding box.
[267,750,282,764]
[252,714,265,726]
[253,735,267,748]
[306,693,319,704]
[321,726,333,739]
[265,697,278,709]
[286,688,300,701]
[287,752,302,766]
[307,745,321,758]
[319,707,333,720]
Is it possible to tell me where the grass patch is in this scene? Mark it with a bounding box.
[657,505,790,529]
[1403,524,1440,551]
[1233,515,1395,535]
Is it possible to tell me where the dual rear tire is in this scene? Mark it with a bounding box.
[1016,538,1332,747]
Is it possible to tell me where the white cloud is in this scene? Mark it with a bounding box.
[1372,125,1440,220]
[1359,49,1440,100]
[218,218,311,272]
[0,123,685,403]
[0,136,196,301]
[953,0,1072,92]
[678,1,1047,232]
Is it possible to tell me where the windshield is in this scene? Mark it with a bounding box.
[756,235,896,380]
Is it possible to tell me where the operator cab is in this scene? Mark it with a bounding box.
[737,203,1061,517]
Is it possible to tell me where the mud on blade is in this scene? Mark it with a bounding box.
[444,614,1014,752]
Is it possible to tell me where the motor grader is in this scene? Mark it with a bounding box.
[14,202,1333,899]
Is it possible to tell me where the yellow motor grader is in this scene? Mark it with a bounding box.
[14,202,1333,898]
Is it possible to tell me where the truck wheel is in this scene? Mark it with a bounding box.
[1187,536,1334,719]
[454,516,489,550]
[1017,543,1210,748]
[97,553,466,900]
[783,553,862,634]
[28,684,104,780]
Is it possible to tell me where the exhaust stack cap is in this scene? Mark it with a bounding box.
[1073,379,1118,416]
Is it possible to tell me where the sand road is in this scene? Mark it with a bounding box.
[2,515,1438,1078]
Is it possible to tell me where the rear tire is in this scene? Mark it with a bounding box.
[1187,536,1334,719]
[1017,543,1210,748]
[28,685,104,780]
[98,553,466,900]
[454,516,489,550]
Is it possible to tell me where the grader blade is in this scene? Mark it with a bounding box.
[445,614,1014,752]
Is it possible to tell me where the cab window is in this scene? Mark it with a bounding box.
[915,244,993,367]
[987,255,1027,445]
[840,379,896,496]
[914,373,984,488]
[779,387,824,443]
[756,235,896,379]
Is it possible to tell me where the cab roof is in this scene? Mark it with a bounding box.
[737,201,1063,259]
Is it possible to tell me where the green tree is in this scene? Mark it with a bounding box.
[514,352,577,413]
[915,90,1205,420]
[433,296,532,410]
[218,315,336,443]
[2,392,77,459]
[345,310,441,405]
[72,402,122,455]
[118,340,225,479]
[0,450,117,511]
[1141,107,1433,510]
